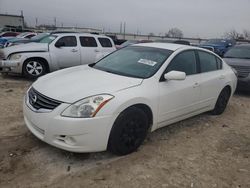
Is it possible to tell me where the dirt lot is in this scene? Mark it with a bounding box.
[0,74,250,188]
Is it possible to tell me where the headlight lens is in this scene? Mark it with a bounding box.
[9,53,22,60]
[61,94,114,118]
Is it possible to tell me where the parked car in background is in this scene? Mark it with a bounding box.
[0,33,116,78]
[155,39,190,45]
[116,40,152,49]
[199,39,236,56]
[223,44,250,91]
[16,32,37,39]
[105,34,126,46]
[23,43,237,155]
[0,31,19,37]
[4,33,49,48]
[0,32,19,48]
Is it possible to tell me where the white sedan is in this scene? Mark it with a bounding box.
[23,43,237,155]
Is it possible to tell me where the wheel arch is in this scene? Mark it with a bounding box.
[112,102,154,131]
[22,57,50,74]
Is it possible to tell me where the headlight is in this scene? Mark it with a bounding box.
[9,53,22,60]
[61,94,114,118]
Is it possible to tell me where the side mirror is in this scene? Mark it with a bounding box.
[164,71,186,81]
[55,41,65,48]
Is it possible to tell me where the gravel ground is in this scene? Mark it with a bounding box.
[0,74,249,188]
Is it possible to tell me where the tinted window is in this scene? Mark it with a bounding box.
[198,51,218,72]
[2,32,17,37]
[166,50,197,75]
[98,38,112,47]
[80,37,97,47]
[55,36,77,47]
[25,34,36,38]
[216,57,223,69]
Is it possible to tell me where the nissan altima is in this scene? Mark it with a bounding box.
[23,43,237,155]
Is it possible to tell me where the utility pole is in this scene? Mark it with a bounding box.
[35,17,38,28]
[54,17,57,27]
[123,22,126,39]
[120,22,122,34]
[20,10,24,29]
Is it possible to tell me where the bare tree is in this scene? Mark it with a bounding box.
[167,28,183,38]
[224,29,240,39]
[243,30,250,39]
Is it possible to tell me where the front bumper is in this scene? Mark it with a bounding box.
[0,60,23,73]
[23,96,116,153]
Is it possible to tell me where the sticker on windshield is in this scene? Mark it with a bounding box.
[138,59,158,66]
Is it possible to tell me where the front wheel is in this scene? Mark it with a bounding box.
[211,87,231,115]
[108,107,149,155]
[23,59,46,79]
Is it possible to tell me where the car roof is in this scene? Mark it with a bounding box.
[134,42,190,51]
[53,32,109,38]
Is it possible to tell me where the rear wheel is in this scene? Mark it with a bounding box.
[211,87,231,115]
[23,59,47,79]
[108,107,149,155]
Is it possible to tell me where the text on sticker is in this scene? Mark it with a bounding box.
[138,59,158,66]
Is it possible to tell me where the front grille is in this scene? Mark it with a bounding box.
[28,87,61,111]
[230,65,250,78]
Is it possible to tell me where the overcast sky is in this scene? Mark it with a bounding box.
[0,0,250,38]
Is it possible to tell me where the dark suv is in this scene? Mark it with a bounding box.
[223,44,250,91]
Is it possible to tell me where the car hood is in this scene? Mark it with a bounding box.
[223,58,250,66]
[2,42,48,56]
[33,65,143,103]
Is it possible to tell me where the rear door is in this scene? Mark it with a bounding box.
[79,36,99,65]
[197,50,225,108]
[97,37,115,60]
[50,36,81,68]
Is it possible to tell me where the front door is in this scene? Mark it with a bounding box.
[158,50,201,128]
[50,36,81,69]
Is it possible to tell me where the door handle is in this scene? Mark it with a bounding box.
[95,49,100,52]
[193,82,199,88]
[71,49,78,52]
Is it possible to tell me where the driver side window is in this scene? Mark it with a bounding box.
[166,50,197,75]
[55,36,77,47]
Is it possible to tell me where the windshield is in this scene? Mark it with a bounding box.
[16,32,29,38]
[39,35,57,44]
[224,46,250,59]
[93,46,173,79]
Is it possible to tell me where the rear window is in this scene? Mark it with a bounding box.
[80,37,97,47]
[98,38,113,47]
[198,51,219,72]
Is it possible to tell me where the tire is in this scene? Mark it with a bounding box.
[108,107,149,155]
[211,87,231,115]
[23,59,47,79]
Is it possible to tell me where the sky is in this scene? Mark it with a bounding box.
[0,0,250,38]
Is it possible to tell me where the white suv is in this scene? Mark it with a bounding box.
[0,33,116,78]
